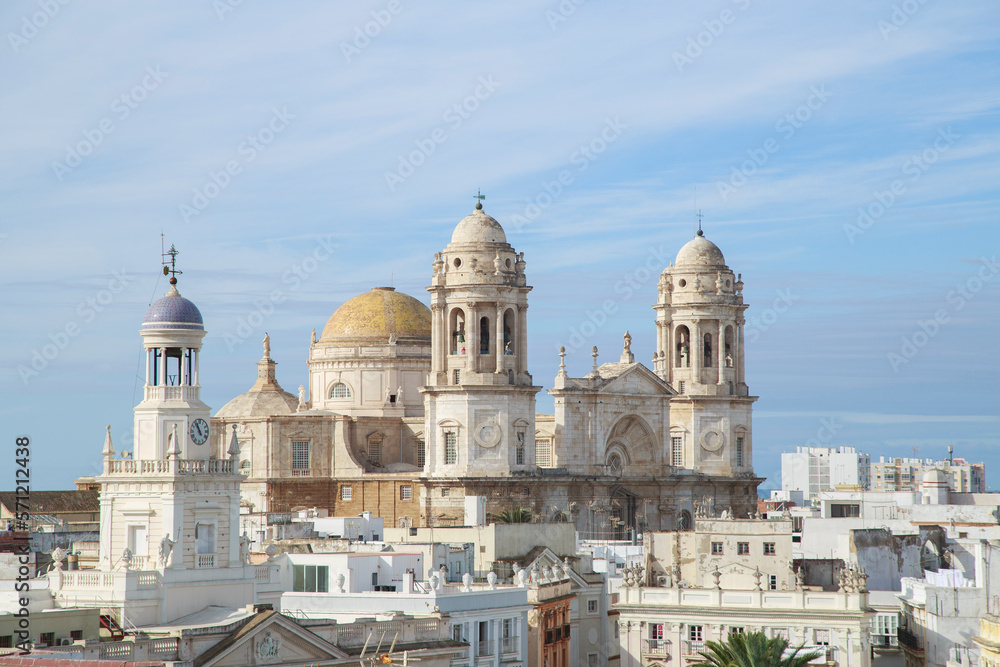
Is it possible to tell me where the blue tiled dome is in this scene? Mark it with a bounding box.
[142,287,204,331]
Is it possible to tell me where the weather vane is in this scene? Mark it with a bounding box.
[474,189,486,209]
[161,234,182,284]
[696,210,704,235]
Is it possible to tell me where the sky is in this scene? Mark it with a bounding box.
[1,1,999,492]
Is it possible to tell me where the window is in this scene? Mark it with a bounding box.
[711,542,724,555]
[70,630,83,641]
[400,485,412,501]
[768,574,777,590]
[445,432,458,465]
[587,599,598,613]
[678,381,685,393]
[736,436,744,467]
[453,369,461,385]
[689,625,703,642]
[240,459,250,470]
[831,503,860,518]
[453,624,464,642]
[341,485,352,501]
[291,441,310,469]
[671,437,683,467]
[763,542,776,555]
[368,439,382,465]
[195,523,215,554]
[536,439,552,467]
[885,472,896,482]
[608,453,622,472]
[772,628,787,640]
[515,432,525,465]
[127,524,148,556]
[416,439,426,468]
[737,542,750,555]
[814,629,830,645]
[730,627,744,636]
[441,487,451,497]
[329,382,351,399]
[39,632,55,647]
[0,635,13,648]
[293,564,329,592]
[588,654,598,667]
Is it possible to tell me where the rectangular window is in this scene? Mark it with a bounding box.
[70,630,83,641]
[772,628,787,640]
[516,432,525,465]
[368,440,381,465]
[453,623,464,642]
[814,629,830,645]
[0,635,13,648]
[730,627,744,636]
[293,564,329,592]
[588,654,598,667]
[128,524,148,557]
[763,542,776,555]
[671,437,683,467]
[291,441,310,469]
[737,542,750,555]
[445,432,458,465]
[831,504,860,518]
[39,632,55,647]
[400,485,412,501]
[341,485,352,501]
[453,369,461,385]
[441,487,450,497]
[678,381,685,393]
[195,523,215,555]
[587,599,598,613]
[768,574,777,590]
[711,542,724,555]
[736,437,744,467]
[416,439,426,468]
[688,625,703,642]
[536,439,552,468]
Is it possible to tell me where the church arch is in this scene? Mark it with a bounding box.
[329,381,353,399]
[674,325,691,367]
[605,414,656,464]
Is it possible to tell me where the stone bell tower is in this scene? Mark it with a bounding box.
[421,199,541,477]
[653,229,756,476]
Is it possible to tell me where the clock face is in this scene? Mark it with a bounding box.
[190,418,209,445]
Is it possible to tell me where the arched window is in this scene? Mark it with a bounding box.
[607,453,622,473]
[703,333,713,368]
[329,382,351,399]
[479,316,490,354]
[675,326,690,368]
[239,460,250,470]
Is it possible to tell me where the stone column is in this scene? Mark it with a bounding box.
[518,304,528,374]
[495,304,504,373]
[159,347,167,387]
[192,348,199,386]
[718,321,726,382]
[432,304,444,373]
[466,304,477,373]
[737,317,745,385]
[180,348,188,386]
[691,320,701,382]
[145,348,153,386]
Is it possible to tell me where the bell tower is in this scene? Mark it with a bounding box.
[653,229,756,476]
[421,198,540,477]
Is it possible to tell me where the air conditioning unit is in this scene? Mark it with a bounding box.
[60,638,73,646]
[657,576,668,587]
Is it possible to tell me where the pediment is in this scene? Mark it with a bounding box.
[595,363,674,397]
[196,611,348,667]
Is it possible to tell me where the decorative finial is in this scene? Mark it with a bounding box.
[166,424,181,458]
[621,331,634,363]
[161,239,183,286]
[310,328,317,345]
[262,332,270,359]
[102,425,115,459]
[696,210,704,236]
[474,188,486,210]
[558,346,567,378]
[228,423,241,459]
[592,346,599,371]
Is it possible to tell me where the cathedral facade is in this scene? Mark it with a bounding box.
[211,203,761,535]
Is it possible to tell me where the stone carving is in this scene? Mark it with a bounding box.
[713,566,721,589]
[239,532,252,565]
[716,272,725,294]
[297,385,306,411]
[335,572,346,593]
[310,328,317,345]
[262,333,270,358]
[487,571,497,589]
[158,533,175,567]
[396,386,403,403]
[256,632,280,662]
[462,572,473,591]
[121,547,134,571]
[494,252,503,275]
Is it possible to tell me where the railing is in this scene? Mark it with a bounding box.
[136,572,159,587]
[898,628,922,652]
[501,638,518,655]
[108,458,235,475]
[196,553,216,568]
[291,469,313,477]
[150,638,179,656]
[144,385,199,401]
[642,639,670,656]
[255,564,271,582]
[683,641,705,656]
[337,625,365,646]
[478,639,494,656]
[100,643,133,659]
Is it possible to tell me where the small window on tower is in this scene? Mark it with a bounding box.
[330,383,351,399]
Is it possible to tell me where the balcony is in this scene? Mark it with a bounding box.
[143,385,200,402]
[641,639,670,657]
[683,641,705,657]
[478,639,494,657]
[107,458,236,476]
[196,553,216,569]
[500,637,519,655]
[898,628,923,653]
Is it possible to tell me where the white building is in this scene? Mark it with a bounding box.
[871,456,986,494]
[781,446,871,500]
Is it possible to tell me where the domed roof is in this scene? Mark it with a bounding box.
[321,287,431,345]
[923,467,949,484]
[675,232,726,268]
[215,389,298,419]
[450,204,507,245]
[142,284,204,331]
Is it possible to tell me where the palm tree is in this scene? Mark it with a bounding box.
[691,631,822,667]
[495,506,532,523]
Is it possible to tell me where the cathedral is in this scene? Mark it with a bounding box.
[210,201,761,535]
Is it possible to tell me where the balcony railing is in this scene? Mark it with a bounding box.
[641,639,670,656]
[683,641,705,656]
[196,553,216,568]
[501,637,518,655]
[478,640,494,656]
[897,628,922,652]
[107,458,236,476]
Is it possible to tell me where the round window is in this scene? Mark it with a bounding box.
[453,258,462,268]
[678,279,687,288]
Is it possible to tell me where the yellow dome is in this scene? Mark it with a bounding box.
[321,287,431,345]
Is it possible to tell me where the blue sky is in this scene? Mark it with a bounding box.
[2,1,998,491]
